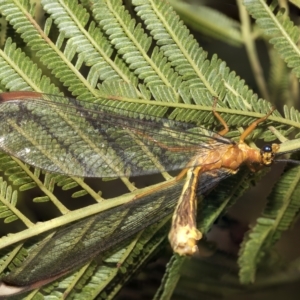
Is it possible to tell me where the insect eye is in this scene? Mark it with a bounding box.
[262,144,272,153]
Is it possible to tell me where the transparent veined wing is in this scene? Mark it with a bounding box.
[0,92,232,178]
[1,167,233,288]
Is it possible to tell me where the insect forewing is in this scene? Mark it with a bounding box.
[0,93,232,178]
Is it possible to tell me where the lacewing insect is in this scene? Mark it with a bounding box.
[0,91,281,295]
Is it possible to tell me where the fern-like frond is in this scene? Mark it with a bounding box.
[238,217,275,283]
[91,0,182,89]
[41,0,138,85]
[244,0,300,78]
[2,0,298,140]
[0,0,101,100]
[153,254,185,300]
[0,38,58,93]
[133,0,225,92]
[238,165,300,284]
[0,177,28,225]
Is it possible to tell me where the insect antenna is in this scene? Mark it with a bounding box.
[274,158,300,165]
[274,148,300,165]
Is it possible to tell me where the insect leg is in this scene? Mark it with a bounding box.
[212,98,275,141]
[212,97,229,136]
[169,165,202,255]
[239,108,275,142]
